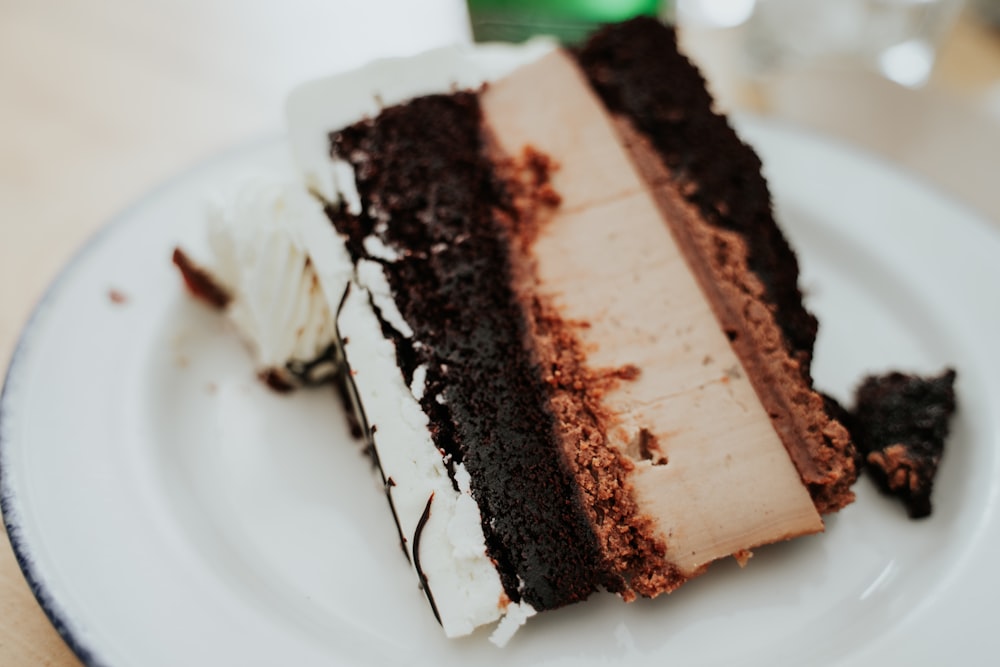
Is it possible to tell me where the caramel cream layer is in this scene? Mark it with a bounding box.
[481,50,823,576]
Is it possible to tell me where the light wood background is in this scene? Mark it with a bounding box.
[1,1,998,664]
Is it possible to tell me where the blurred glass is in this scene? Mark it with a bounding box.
[743,0,964,87]
[676,0,756,27]
[468,0,666,43]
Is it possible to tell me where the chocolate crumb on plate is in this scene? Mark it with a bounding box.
[172,248,231,309]
[850,369,958,519]
[108,288,129,304]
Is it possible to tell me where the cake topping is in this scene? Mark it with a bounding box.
[175,179,353,386]
[337,282,511,639]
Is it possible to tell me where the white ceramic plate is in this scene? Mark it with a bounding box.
[3,117,1000,665]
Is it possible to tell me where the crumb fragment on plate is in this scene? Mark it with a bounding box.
[849,369,957,519]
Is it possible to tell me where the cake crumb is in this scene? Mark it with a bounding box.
[108,288,129,304]
[259,369,295,393]
[850,368,957,519]
[733,550,753,567]
[638,429,668,466]
[489,600,537,647]
[614,364,641,381]
[172,247,232,308]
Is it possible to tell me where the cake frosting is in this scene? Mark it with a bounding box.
[175,179,353,388]
[337,284,514,640]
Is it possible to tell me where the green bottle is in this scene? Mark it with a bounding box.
[468,0,666,44]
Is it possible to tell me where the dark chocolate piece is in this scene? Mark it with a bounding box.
[172,248,231,309]
[258,369,296,393]
[851,369,957,518]
[333,371,364,439]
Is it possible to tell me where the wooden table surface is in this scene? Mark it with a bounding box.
[1,2,998,665]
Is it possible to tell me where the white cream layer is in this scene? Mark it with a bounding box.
[205,178,353,380]
[338,284,519,642]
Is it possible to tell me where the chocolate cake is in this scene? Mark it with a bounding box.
[850,369,957,518]
[175,18,857,644]
[321,18,856,642]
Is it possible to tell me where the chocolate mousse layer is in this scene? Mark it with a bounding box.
[480,48,825,582]
[576,18,856,512]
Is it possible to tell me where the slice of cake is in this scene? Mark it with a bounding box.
[320,19,856,642]
[175,18,856,645]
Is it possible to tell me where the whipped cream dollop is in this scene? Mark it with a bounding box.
[205,178,353,382]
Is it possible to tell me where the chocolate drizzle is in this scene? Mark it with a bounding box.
[334,284,416,560]
[333,371,363,439]
[385,477,411,563]
[256,343,341,394]
[285,342,341,387]
[413,492,441,625]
